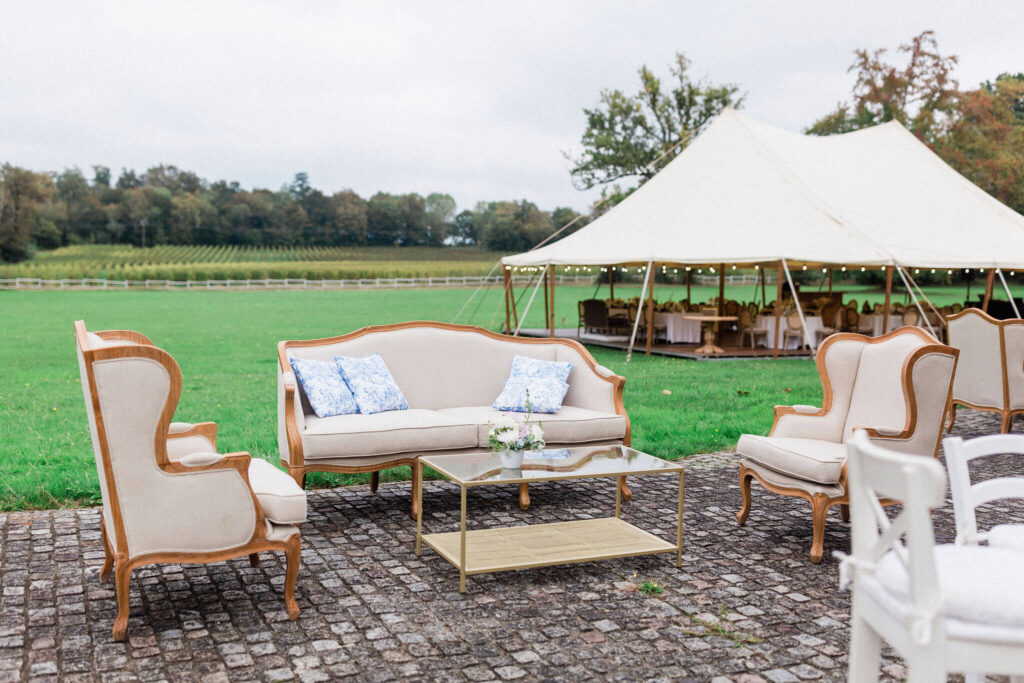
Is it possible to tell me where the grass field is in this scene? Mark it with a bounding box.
[1,277,1018,511]
[0,245,507,280]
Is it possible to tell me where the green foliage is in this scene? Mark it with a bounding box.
[567,52,744,201]
[638,580,663,595]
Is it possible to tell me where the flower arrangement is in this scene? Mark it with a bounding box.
[488,401,545,469]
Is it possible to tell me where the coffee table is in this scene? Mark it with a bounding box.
[415,445,684,592]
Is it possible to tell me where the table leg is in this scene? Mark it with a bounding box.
[695,321,725,354]
[676,469,685,568]
[415,460,423,557]
[459,485,467,593]
[615,475,623,518]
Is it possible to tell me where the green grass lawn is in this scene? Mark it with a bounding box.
[1,277,1017,511]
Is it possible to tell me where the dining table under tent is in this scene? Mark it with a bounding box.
[499,107,1024,360]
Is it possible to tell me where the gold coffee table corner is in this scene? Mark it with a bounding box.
[415,446,684,592]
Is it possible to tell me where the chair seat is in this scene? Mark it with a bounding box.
[248,459,307,524]
[870,545,1024,630]
[989,524,1024,552]
[737,435,847,485]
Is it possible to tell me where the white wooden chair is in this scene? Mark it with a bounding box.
[75,321,307,640]
[841,430,1024,682]
[943,434,1024,551]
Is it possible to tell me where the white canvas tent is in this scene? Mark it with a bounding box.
[501,108,1024,357]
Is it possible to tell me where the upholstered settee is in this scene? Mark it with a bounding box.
[735,327,958,562]
[278,322,630,514]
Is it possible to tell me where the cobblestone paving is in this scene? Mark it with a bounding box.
[2,410,1023,682]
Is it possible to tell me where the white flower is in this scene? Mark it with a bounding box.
[492,415,516,431]
[529,424,544,441]
[496,430,518,445]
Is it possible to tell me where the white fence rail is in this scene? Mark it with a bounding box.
[0,275,597,291]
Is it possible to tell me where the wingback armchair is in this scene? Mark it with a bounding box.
[74,321,307,640]
[735,327,958,562]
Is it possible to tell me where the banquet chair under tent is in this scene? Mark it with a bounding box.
[943,434,1024,552]
[74,321,307,641]
[782,311,808,350]
[738,308,768,349]
[841,430,1024,683]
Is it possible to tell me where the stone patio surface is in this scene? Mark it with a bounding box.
[1,410,1022,682]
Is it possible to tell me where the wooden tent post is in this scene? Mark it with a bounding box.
[645,264,655,355]
[827,269,833,296]
[609,267,615,299]
[982,269,995,312]
[882,266,893,334]
[773,262,784,360]
[760,267,766,307]
[503,267,512,333]
[543,267,550,329]
[718,263,725,316]
[548,267,556,337]
[509,272,520,330]
[686,269,691,303]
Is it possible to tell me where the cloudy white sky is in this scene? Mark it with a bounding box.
[2,1,1022,212]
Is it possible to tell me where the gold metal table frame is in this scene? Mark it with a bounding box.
[415,446,684,592]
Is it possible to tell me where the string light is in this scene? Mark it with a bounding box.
[860,267,866,272]
[841,266,847,272]
[822,268,827,273]
[801,265,807,270]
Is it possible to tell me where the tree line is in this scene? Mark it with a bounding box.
[0,166,585,263]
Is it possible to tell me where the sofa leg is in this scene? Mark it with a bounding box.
[100,516,114,583]
[519,483,530,511]
[248,553,260,568]
[619,477,632,502]
[810,494,829,564]
[736,466,753,525]
[370,471,380,493]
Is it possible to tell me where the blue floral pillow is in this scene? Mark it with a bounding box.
[509,355,573,383]
[334,353,409,415]
[492,377,569,414]
[289,357,359,418]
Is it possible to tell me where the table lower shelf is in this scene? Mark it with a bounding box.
[421,517,676,575]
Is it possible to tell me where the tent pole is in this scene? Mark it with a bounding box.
[903,268,949,334]
[896,266,938,338]
[686,269,691,303]
[609,267,615,299]
[510,273,521,330]
[782,259,812,350]
[718,263,725,316]
[882,267,893,334]
[646,264,656,356]
[982,269,995,311]
[543,267,550,328]
[828,269,833,297]
[514,266,547,336]
[548,267,556,337]
[760,267,766,307]
[626,261,654,363]
[998,269,1021,318]
[773,262,783,359]
[503,267,512,333]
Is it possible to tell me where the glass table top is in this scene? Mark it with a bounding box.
[420,445,682,486]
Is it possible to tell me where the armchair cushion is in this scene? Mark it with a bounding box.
[248,459,307,524]
[334,353,409,415]
[737,435,847,485]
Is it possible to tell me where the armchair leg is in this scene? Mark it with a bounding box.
[619,477,632,502]
[946,403,957,432]
[370,471,380,493]
[113,564,131,642]
[809,494,829,564]
[519,483,530,510]
[1001,411,1013,434]
[100,518,114,583]
[283,537,301,620]
[736,466,753,525]
[248,553,260,568]
[289,467,306,489]
[840,504,850,523]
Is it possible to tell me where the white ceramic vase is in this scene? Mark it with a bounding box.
[500,448,525,469]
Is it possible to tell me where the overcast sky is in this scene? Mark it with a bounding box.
[2,1,1022,212]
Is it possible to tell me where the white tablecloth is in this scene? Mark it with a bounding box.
[655,312,703,343]
[756,315,824,349]
[860,313,904,336]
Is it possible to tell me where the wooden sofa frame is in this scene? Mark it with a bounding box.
[75,321,301,640]
[277,321,631,516]
[946,307,1024,433]
[736,327,958,563]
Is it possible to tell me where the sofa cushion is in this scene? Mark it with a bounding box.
[437,406,626,447]
[289,357,358,418]
[248,458,307,524]
[334,353,409,415]
[509,355,573,383]
[301,409,478,459]
[737,434,847,485]
[492,377,569,413]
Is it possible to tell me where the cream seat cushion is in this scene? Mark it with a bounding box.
[248,459,307,525]
[436,406,627,446]
[737,435,847,485]
[302,409,478,459]
[871,545,1024,629]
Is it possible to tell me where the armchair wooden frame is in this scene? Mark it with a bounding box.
[736,327,958,563]
[946,307,1024,434]
[75,321,301,641]
[277,321,631,517]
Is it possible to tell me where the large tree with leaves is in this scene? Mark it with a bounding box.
[567,53,743,198]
